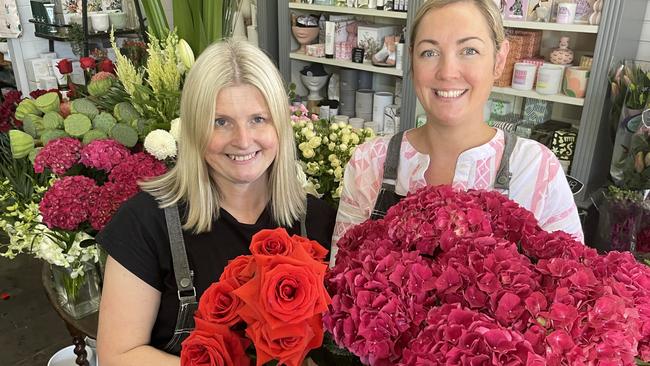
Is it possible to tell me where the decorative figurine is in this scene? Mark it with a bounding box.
[589,0,602,25]
[550,36,574,65]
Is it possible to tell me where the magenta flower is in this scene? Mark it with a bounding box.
[79,139,131,172]
[39,176,97,230]
[108,152,167,190]
[88,181,139,231]
[33,137,82,175]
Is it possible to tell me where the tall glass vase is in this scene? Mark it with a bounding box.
[51,261,101,319]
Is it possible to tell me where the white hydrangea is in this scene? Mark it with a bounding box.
[169,118,181,141]
[144,129,178,160]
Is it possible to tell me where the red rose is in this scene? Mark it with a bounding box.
[220,255,255,286]
[56,59,73,74]
[180,318,249,366]
[291,235,329,262]
[249,228,294,256]
[233,249,330,328]
[79,57,96,70]
[196,278,243,327]
[98,58,115,74]
[245,315,323,366]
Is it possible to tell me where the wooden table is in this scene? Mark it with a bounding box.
[41,263,98,366]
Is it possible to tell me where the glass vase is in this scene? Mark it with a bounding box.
[51,261,101,319]
[610,106,643,184]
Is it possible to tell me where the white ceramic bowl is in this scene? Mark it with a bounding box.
[48,345,96,366]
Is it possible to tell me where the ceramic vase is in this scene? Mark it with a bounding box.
[550,36,574,65]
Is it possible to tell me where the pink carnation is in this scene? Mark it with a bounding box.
[79,139,131,172]
[33,137,82,175]
[39,176,97,230]
[88,181,139,231]
[108,152,167,191]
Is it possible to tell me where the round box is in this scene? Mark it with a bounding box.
[536,64,565,95]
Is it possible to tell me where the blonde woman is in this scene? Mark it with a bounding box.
[332,0,583,262]
[97,40,335,365]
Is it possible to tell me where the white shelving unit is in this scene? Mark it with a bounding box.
[289,52,403,76]
[502,20,598,34]
[491,87,585,106]
[288,3,407,19]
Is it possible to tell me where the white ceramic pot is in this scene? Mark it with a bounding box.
[108,12,127,30]
[90,13,109,33]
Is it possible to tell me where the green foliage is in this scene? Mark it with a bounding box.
[0,133,48,203]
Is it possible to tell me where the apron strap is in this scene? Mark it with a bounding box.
[163,205,196,305]
[380,131,405,190]
[494,131,518,191]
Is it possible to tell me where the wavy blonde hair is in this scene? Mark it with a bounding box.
[140,39,305,233]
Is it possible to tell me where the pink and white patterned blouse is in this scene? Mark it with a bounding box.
[332,129,584,262]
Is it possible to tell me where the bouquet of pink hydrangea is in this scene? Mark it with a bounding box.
[36,137,167,232]
[325,185,650,365]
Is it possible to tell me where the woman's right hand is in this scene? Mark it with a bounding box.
[97,256,180,366]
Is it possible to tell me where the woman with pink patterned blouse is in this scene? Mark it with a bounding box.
[332,0,583,263]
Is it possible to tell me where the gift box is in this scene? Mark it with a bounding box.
[490,98,515,116]
[24,58,52,82]
[494,30,542,87]
[550,128,578,173]
[522,98,553,124]
[306,44,325,58]
[530,120,572,148]
[489,113,522,133]
[515,122,537,138]
[357,24,398,61]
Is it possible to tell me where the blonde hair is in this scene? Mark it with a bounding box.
[410,0,506,52]
[140,39,306,233]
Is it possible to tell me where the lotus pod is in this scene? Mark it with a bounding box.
[22,114,45,138]
[15,99,42,120]
[113,102,140,123]
[88,77,114,97]
[42,111,64,130]
[28,147,42,164]
[92,112,117,133]
[109,123,139,147]
[71,98,99,119]
[41,129,70,145]
[35,92,61,114]
[82,129,108,145]
[64,113,92,137]
[9,130,35,159]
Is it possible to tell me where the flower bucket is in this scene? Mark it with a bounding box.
[51,261,101,319]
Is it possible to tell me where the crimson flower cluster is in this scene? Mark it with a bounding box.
[37,138,166,231]
[325,185,650,365]
[181,228,330,366]
[0,90,23,133]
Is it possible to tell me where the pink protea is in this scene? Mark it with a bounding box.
[39,175,97,230]
[79,139,131,172]
[108,152,167,191]
[33,137,82,175]
[90,71,116,82]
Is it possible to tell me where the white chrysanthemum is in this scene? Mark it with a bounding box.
[144,129,178,160]
[169,118,181,141]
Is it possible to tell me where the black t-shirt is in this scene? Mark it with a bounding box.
[96,192,336,351]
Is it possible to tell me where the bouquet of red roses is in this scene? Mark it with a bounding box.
[325,185,650,365]
[181,228,331,366]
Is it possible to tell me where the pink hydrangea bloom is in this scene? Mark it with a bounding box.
[33,137,82,175]
[325,185,650,365]
[79,139,131,172]
[88,181,139,231]
[108,152,167,191]
[39,176,97,230]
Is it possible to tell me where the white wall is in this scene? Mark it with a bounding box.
[637,2,650,60]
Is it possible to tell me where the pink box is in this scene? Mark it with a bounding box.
[502,0,530,20]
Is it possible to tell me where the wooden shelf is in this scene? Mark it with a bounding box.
[290,52,403,76]
[503,20,598,34]
[491,86,585,106]
[288,3,407,19]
